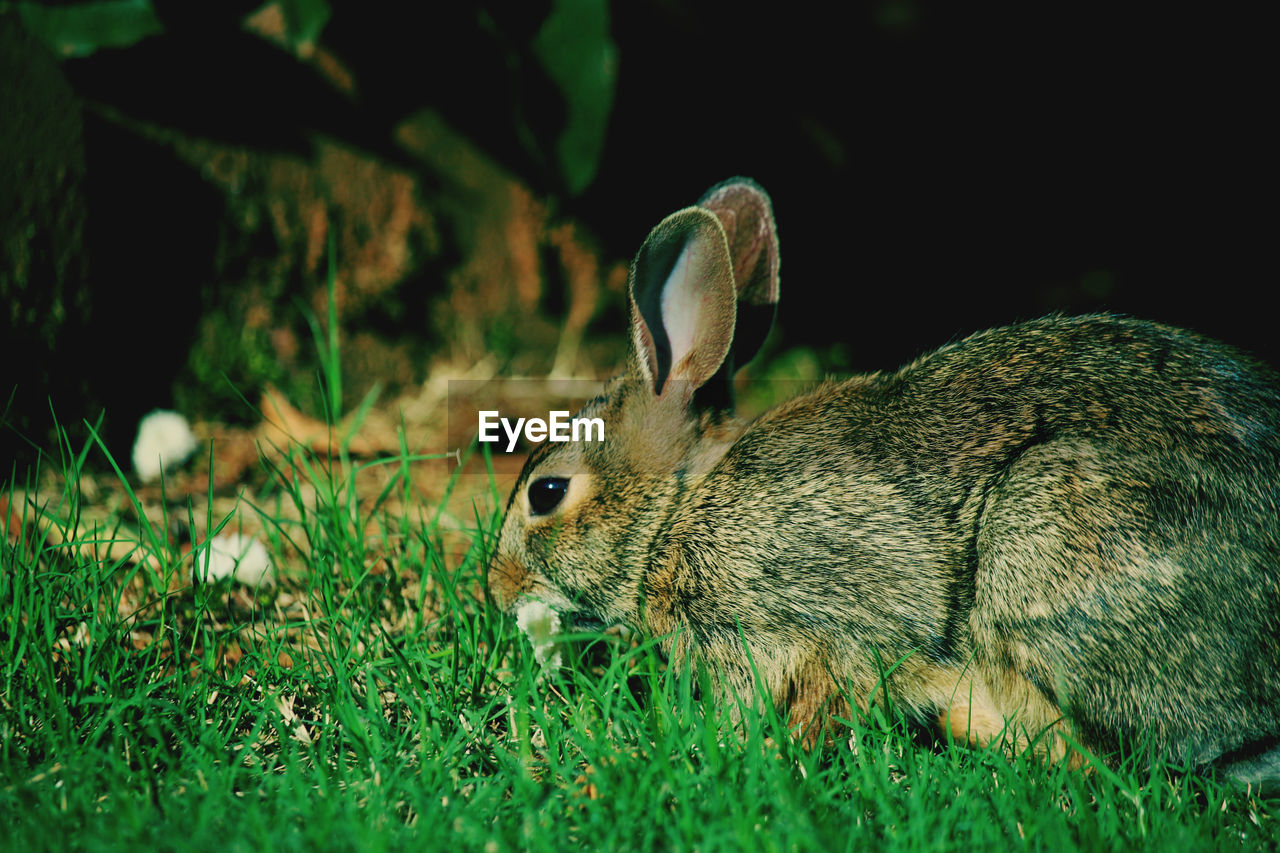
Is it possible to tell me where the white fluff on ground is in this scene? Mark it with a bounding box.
[194,532,275,586]
[132,410,198,482]
[515,599,563,668]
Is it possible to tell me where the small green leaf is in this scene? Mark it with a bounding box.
[532,0,618,195]
[276,0,330,50]
[11,0,163,58]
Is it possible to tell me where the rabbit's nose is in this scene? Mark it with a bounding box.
[486,550,532,611]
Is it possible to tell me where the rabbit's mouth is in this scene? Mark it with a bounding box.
[553,608,638,655]
[562,612,607,633]
[568,615,640,656]
[562,609,638,642]
[514,599,632,669]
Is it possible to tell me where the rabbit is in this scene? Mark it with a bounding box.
[486,177,1280,789]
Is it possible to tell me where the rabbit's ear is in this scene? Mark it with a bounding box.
[629,207,737,399]
[698,178,779,370]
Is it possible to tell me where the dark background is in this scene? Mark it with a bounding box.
[3,0,1273,465]
[315,0,1273,370]
[585,1,1272,371]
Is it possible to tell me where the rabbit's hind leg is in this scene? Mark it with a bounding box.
[967,437,1273,768]
[929,665,1080,766]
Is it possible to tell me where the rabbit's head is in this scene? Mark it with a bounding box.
[487,178,780,635]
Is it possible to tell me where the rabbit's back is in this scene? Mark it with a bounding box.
[668,313,1280,766]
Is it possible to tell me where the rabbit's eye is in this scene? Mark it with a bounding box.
[528,477,569,515]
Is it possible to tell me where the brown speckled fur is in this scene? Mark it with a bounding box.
[488,179,1280,787]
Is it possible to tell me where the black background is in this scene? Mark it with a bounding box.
[317,0,1271,371]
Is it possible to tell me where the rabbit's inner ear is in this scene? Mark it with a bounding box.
[698,179,781,371]
[697,178,780,310]
[629,208,736,399]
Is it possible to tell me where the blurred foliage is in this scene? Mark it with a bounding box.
[276,0,329,50]
[4,0,332,55]
[6,0,616,197]
[531,0,617,195]
[736,343,853,417]
[3,0,161,56]
[177,310,290,427]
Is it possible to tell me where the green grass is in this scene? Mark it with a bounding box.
[2,426,1277,853]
